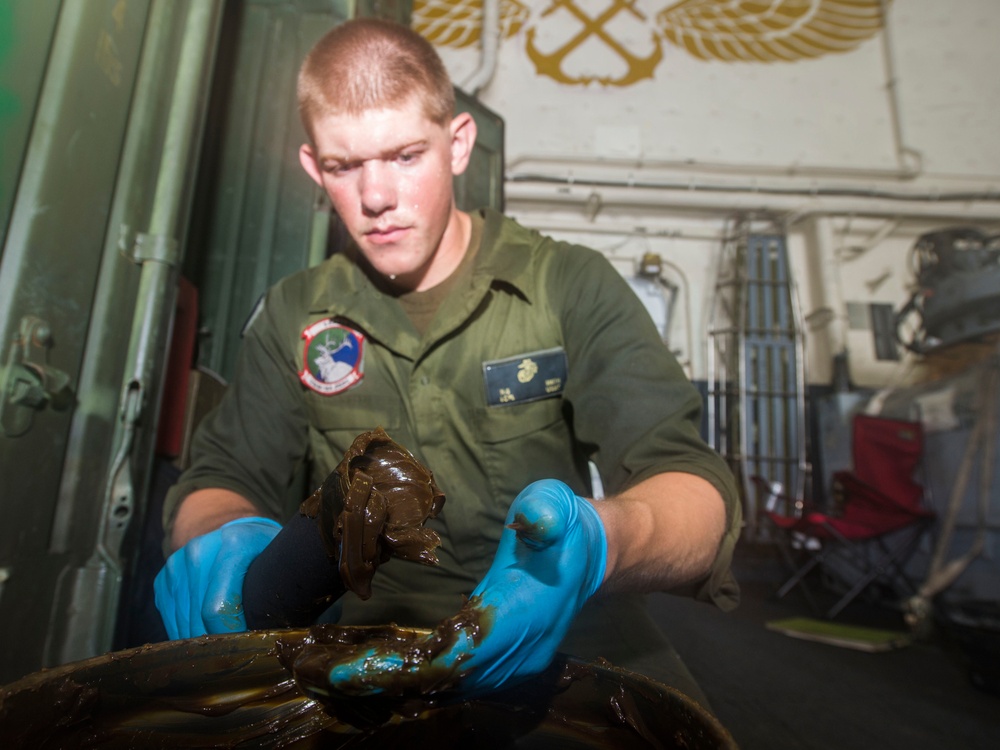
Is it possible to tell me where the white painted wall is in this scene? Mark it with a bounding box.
[425,0,1000,388]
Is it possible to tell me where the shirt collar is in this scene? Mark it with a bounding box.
[470,207,535,300]
[306,207,538,318]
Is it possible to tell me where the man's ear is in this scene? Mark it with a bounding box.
[299,143,323,186]
[449,112,477,176]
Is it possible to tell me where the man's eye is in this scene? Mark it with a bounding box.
[397,151,420,164]
[324,162,354,175]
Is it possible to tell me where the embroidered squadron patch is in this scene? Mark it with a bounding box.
[299,320,365,395]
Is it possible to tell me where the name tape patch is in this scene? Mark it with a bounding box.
[483,347,567,407]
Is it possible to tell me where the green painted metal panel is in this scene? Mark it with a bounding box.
[0,0,62,252]
[186,1,353,381]
[0,0,155,684]
[0,0,224,683]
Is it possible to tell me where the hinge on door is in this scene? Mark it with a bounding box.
[119,225,179,266]
[0,316,75,438]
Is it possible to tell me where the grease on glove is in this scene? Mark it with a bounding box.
[291,479,607,699]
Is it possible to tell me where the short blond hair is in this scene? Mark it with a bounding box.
[297,18,455,141]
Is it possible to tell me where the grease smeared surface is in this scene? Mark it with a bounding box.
[0,630,736,749]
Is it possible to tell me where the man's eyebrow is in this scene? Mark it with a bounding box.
[392,138,429,152]
[378,139,431,160]
[316,150,351,164]
[318,139,430,164]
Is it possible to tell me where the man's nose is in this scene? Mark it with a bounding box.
[359,162,396,216]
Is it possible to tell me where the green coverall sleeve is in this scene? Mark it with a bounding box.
[550,245,741,610]
[161,292,310,551]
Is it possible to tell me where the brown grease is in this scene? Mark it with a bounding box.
[300,427,446,600]
[0,630,736,748]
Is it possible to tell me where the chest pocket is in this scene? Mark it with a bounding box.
[306,390,405,480]
[474,386,579,506]
[309,391,404,429]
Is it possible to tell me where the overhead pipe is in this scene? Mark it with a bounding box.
[461,0,501,95]
[878,0,923,176]
[506,217,725,242]
[505,153,931,185]
[505,180,1000,223]
[506,170,1000,204]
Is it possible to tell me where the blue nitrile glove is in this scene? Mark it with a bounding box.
[321,479,608,696]
[154,516,282,640]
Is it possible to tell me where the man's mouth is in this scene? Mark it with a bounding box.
[365,225,408,244]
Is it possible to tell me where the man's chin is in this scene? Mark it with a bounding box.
[368,259,411,280]
[361,256,420,287]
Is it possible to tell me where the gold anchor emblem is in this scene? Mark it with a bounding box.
[414,1,889,86]
[525,0,662,87]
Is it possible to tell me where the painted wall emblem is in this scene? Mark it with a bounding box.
[414,0,890,87]
[300,320,365,395]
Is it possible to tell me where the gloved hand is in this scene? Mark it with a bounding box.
[154,516,282,640]
[319,479,607,696]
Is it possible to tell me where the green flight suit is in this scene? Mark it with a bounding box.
[163,208,741,705]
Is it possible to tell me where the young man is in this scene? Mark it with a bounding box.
[155,18,741,702]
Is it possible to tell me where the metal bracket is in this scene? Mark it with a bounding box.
[119,225,180,266]
[0,316,74,437]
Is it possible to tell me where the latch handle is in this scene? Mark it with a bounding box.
[1,316,75,437]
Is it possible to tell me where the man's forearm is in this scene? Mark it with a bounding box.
[591,472,728,593]
[170,488,262,551]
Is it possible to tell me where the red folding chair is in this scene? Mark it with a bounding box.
[758,414,936,619]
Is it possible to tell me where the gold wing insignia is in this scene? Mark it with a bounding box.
[413,0,529,49]
[656,0,888,62]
